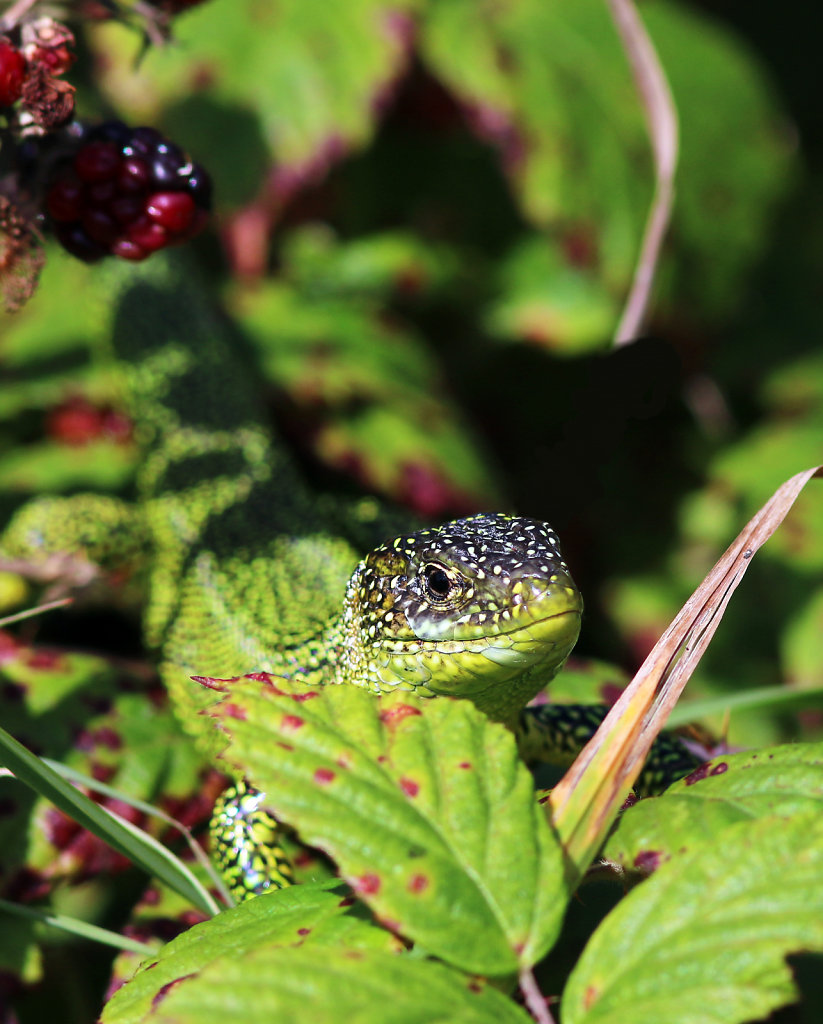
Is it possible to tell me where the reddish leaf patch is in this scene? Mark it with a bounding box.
[379,703,422,728]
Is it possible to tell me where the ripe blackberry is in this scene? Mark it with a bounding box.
[0,39,27,107]
[45,121,211,263]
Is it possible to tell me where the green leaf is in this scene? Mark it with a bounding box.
[782,586,823,687]
[643,1,794,317]
[484,237,618,354]
[104,938,530,1024]
[281,225,457,300]
[0,440,136,493]
[421,0,648,271]
[0,249,107,367]
[710,425,823,572]
[541,658,630,706]
[604,742,823,872]
[421,0,793,342]
[101,882,403,1023]
[233,272,498,511]
[209,677,568,975]
[93,0,419,182]
[564,811,823,1024]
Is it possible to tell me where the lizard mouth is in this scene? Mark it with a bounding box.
[367,600,582,703]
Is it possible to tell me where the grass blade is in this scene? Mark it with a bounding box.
[0,723,218,917]
[0,898,155,957]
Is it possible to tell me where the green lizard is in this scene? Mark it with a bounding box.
[0,255,697,901]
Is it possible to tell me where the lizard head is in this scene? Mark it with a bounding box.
[339,513,582,722]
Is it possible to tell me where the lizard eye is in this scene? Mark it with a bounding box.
[422,562,460,602]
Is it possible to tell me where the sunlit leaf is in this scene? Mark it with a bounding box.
[564,811,823,1024]
[208,676,568,976]
[101,882,403,1023]
[604,742,823,871]
[104,935,529,1024]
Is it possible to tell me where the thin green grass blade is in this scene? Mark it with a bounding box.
[0,899,155,957]
[668,683,823,728]
[0,723,218,916]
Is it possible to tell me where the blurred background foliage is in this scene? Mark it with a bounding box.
[1,0,822,1019]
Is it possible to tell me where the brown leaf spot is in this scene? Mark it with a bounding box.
[408,873,428,894]
[90,762,116,783]
[599,682,625,705]
[633,849,662,873]
[583,985,599,1011]
[399,777,419,798]
[0,631,21,661]
[297,927,311,936]
[458,761,472,770]
[352,873,381,895]
[246,671,274,683]
[291,690,321,703]
[26,649,63,670]
[221,702,246,720]
[192,675,236,691]
[74,728,96,752]
[276,741,294,752]
[151,974,197,1009]
[379,703,422,728]
[6,867,51,903]
[684,763,711,786]
[282,714,304,731]
[179,910,208,928]
[92,726,122,750]
[313,767,336,785]
[710,762,729,776]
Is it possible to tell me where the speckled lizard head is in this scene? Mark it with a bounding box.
[337,513,582,722]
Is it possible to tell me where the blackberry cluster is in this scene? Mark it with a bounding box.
[45,121,211,262]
